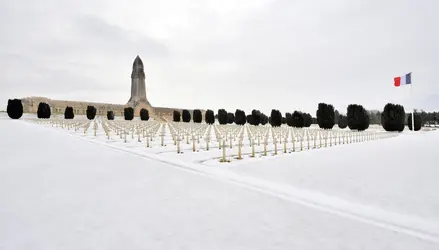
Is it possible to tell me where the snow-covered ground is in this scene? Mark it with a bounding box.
[1,113,439,250]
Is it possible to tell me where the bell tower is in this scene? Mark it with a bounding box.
[128,55,150,106]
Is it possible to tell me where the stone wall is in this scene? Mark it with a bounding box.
[21,97,129,117]
[19,96,203,119]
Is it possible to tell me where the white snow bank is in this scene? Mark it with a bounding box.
[0,116,438,249]
[226,131,439,221]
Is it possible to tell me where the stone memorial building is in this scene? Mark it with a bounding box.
[21,56,199,119]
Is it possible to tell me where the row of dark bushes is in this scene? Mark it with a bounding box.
[6,99,423,131]
[6,100,152,122]
[171,103,421,131]
[118,107,150,121]
[173,109,204,123]
[381,103,422,131]
[172,108,313,128]
[315,103,370,131]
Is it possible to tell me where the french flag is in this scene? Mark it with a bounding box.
[394,72,412,87]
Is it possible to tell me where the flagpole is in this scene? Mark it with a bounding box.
[410,73,415,131]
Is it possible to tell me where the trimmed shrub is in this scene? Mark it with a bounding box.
[124,107,134,120]
[303,113,312,127]
[217,109,228,125]
[140,108,149,121]
[269,109,282,127]
[347,104,370,131]
[292,111,305,128]
[193,109,202,123]
[37,102,51,119]
[234,109,246,125]
[205,109,215,124]
[227,112,235,124]
[338,115,348,129]
[260,113,269,125]
[173,110,181,122]
[107,111,115,120]
[37,103,44,118]
[64,106,74,119]
[182,109,191,122]
[316,103,335,129]
[86,105,96,120]
[407,113,422,131]
[381,103,405,132]
[7,99,23,119]
[249,110,261,126]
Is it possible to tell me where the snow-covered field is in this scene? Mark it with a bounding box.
[1,113,438,250]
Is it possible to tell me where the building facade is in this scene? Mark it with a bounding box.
[21,56,201,119]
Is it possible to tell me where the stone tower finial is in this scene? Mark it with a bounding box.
[133,55,143,67]
[131,55,145,78]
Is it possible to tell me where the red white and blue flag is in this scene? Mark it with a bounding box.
[394,72,412,87]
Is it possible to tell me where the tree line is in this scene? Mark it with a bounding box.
[168,104,426,131]
[6,99,433,131]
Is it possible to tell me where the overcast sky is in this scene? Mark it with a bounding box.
[1,0,438,115]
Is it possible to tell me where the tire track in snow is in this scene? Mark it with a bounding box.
[43,124,439,244]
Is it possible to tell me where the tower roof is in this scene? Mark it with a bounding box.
[133,55,143,67]
[131,55,145,79]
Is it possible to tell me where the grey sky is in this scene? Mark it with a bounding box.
[1,0,438,115]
